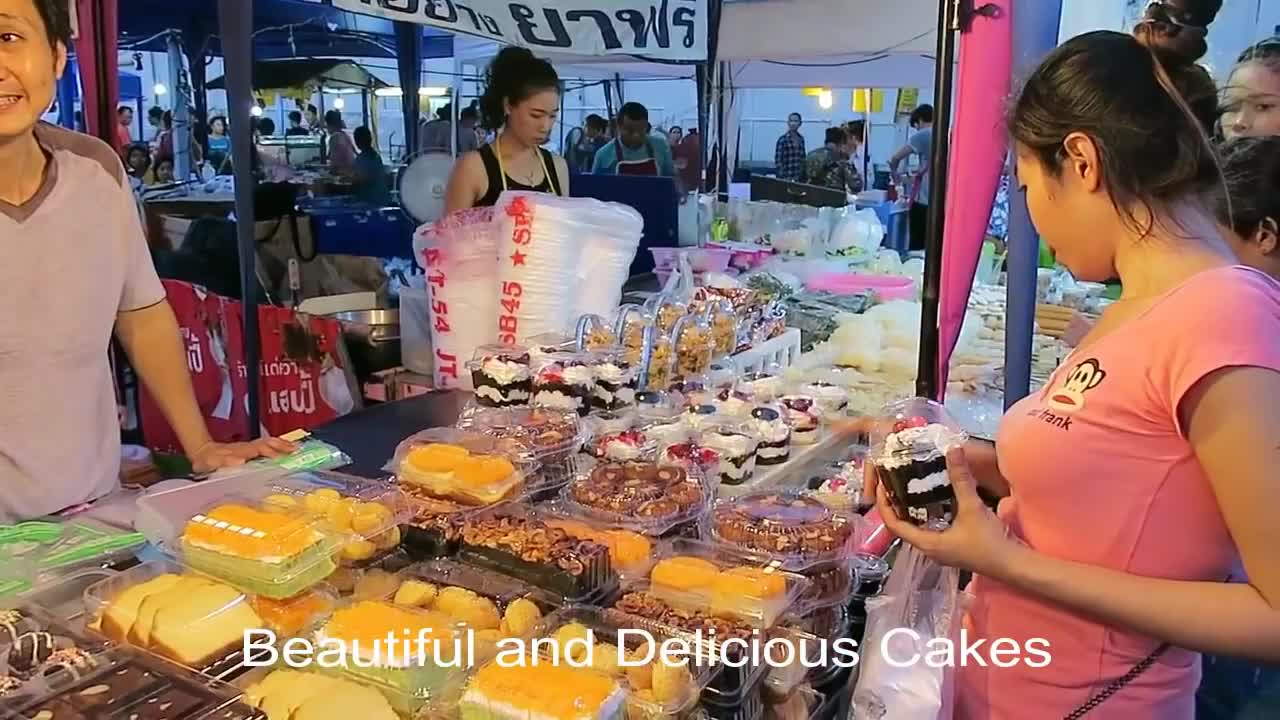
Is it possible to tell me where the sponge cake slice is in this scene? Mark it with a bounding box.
[100,573,182,641]
[129,576,218,647]
[148,581,263,667]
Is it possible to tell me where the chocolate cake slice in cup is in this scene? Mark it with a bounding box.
[468,344,533,408]
[869,397,968,529]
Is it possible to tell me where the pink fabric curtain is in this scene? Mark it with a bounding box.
[936,0,1013,394]
[74,0,120,150]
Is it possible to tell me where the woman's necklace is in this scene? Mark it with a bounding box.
[497,135,543,186]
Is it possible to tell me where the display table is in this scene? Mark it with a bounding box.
[310,390,472,478]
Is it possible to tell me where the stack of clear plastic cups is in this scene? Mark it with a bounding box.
[467,344,532,408]
[530,351,597,417]
[867,397,968,529]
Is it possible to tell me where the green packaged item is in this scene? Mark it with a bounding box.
[0,519,145,598]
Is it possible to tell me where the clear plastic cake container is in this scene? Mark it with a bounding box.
[399,482,529,561]
[138,471,410,571]
[5,645,257,720]
[467,343,533,409]
[81,559,280,679]
[388,427,538,507]
[454,505,618,603]
[705,491,863,573]
[307,597,473,717]
[163,492,346,600]
[646,538,809,629]
[868,397,968,529]
[527,503,658,583]
[561,460,712,537]
[609,590,768,706]
[442,605,714,720]
[455,405,585,498]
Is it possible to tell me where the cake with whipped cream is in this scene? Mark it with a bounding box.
[590,357,638,411]
[532,354,596,417]
[700,427,758,486]
[872,418,966,526]
[470,346,532,408]
[778,395,821,446]
[682,403,721,432]
[750,406,791,466]
[800,381,849,421]
[735,371,784,403]
[589,429,650,462]
[640,416,687,453]
[712,387,750,419]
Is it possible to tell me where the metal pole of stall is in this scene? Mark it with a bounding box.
[217,0,261,435]
[914,0,964,401]
[716,62,729,197]
[166,33,191,180]
[1004,0,1063,407]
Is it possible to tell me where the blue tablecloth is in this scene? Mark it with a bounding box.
[307,205,414,260]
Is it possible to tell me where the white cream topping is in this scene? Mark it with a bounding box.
[717,456,757,480]
[754,419,791,443]
[481,359,530,384]
[907,470,951,494]
[742,375,784,398]
[592,362,632,385]
[533,390,582,410]
[701,431,756,457]
[757,445,790,460]
[557,365,596,386]
[603,439,645,461]
[715,396,750,418]
[645,420,687,446]
[475,385,529,404]
[884,423,965,456]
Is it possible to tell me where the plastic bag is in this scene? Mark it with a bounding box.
[852,544,962,720]
[415,207,498,390]
[828,208,886,263]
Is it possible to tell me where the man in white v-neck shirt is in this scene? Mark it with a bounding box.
[0,0,292,521]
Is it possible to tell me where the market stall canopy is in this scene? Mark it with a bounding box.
[206,59,391,92]
[117,0,454,60]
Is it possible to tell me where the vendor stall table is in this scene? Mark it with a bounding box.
[309,390,471,478]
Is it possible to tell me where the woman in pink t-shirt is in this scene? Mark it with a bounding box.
[866,31,1280,719]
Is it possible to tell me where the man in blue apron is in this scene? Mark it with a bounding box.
[591,102,677,182]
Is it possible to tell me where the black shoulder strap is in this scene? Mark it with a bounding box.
[540,148,562,196]
[478,143,501,184]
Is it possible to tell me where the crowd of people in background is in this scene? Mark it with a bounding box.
[773,111,877,195]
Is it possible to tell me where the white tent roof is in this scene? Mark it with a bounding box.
[717,0,938,61]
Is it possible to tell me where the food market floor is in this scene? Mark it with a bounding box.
[310,391,1280,718]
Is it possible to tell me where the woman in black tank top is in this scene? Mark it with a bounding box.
[444,48,569,213]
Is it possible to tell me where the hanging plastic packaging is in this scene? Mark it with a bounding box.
[852,543,962,720]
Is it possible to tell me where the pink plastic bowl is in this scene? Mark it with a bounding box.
[649,247,733,273]
[806,272,915,300]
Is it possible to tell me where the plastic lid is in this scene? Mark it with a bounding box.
[455,507,616,602]
[584,428,656,463]
[533,508,656,581]
[709,491,862,572]
[390,427,534,507]
[84,559,274,673]
[612,589,759,668]
[468,343,531,364]
[563,461,711,536]
[8,645,251,720]
[734,366,786,402]
[869,396,967,462]
[260,471,413,566]
[460,606,710,720]
[0,598,110,701]
[456,406,583,456]
[647,538,808,628]
[634,390,679,420]
[173,494,345,599]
